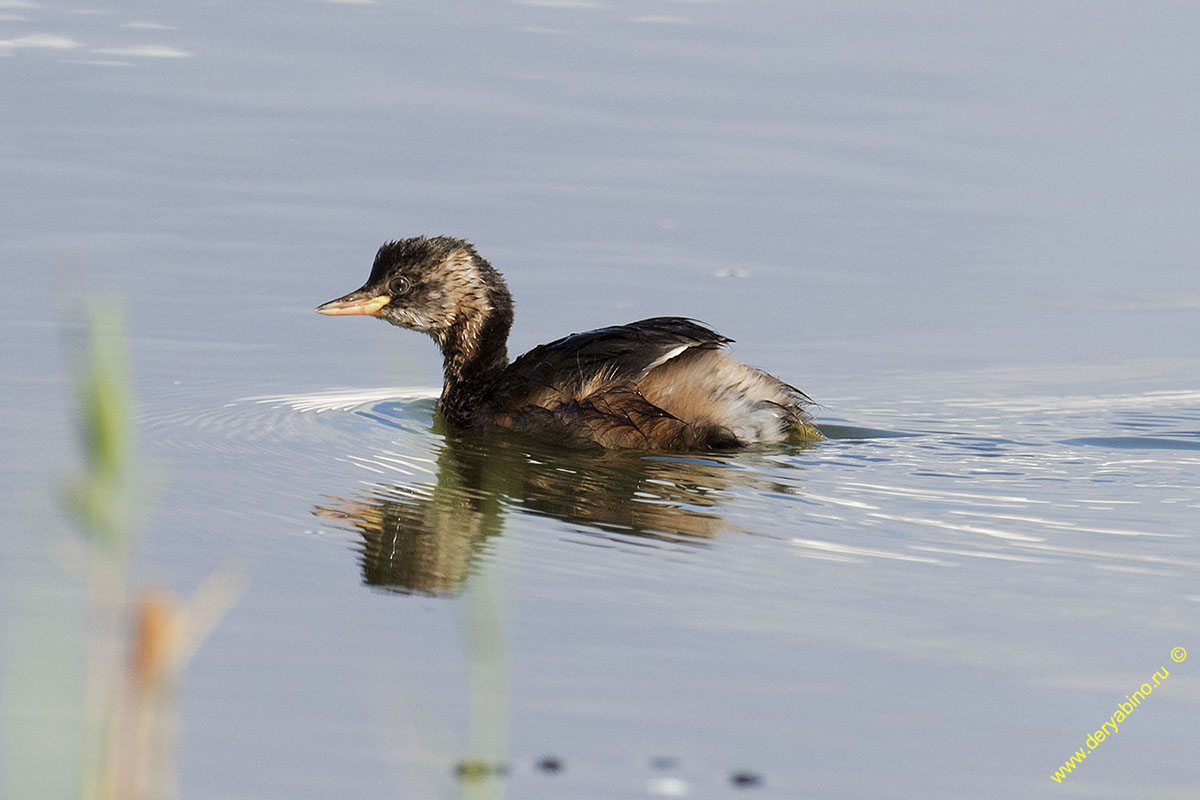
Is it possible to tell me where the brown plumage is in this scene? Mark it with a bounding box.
[316,236,821,451]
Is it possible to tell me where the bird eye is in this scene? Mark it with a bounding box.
[389,276,411,296]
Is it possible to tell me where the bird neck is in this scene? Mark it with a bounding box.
[436,291,512,422]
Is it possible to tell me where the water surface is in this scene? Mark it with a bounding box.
[3,1,1199,798]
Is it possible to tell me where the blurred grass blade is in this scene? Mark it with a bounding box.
[64,303,133,555]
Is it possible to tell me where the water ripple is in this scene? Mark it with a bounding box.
[138,384,1200,585]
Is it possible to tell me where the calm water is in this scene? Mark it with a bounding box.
[3,2,1199,798]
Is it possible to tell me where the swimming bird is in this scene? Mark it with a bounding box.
[316,236,821,450]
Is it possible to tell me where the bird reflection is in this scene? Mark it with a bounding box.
[314,421,804,597]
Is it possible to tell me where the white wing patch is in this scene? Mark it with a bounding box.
[644,344,691,373]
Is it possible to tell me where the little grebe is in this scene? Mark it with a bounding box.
[316,236,821,450]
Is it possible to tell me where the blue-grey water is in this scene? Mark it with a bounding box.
[3,2,1199,798]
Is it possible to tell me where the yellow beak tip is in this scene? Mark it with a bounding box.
[315,295,392,316]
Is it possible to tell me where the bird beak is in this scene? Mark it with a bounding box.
[315,290,392,316]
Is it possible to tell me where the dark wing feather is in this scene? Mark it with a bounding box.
[492,317,730,403]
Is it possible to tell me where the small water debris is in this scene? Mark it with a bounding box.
[730,770,764,788]
[647,776,691,796]
[535,755,564,774]
[453,760,509,782]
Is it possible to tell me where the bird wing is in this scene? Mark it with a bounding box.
[491,317,731,404]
